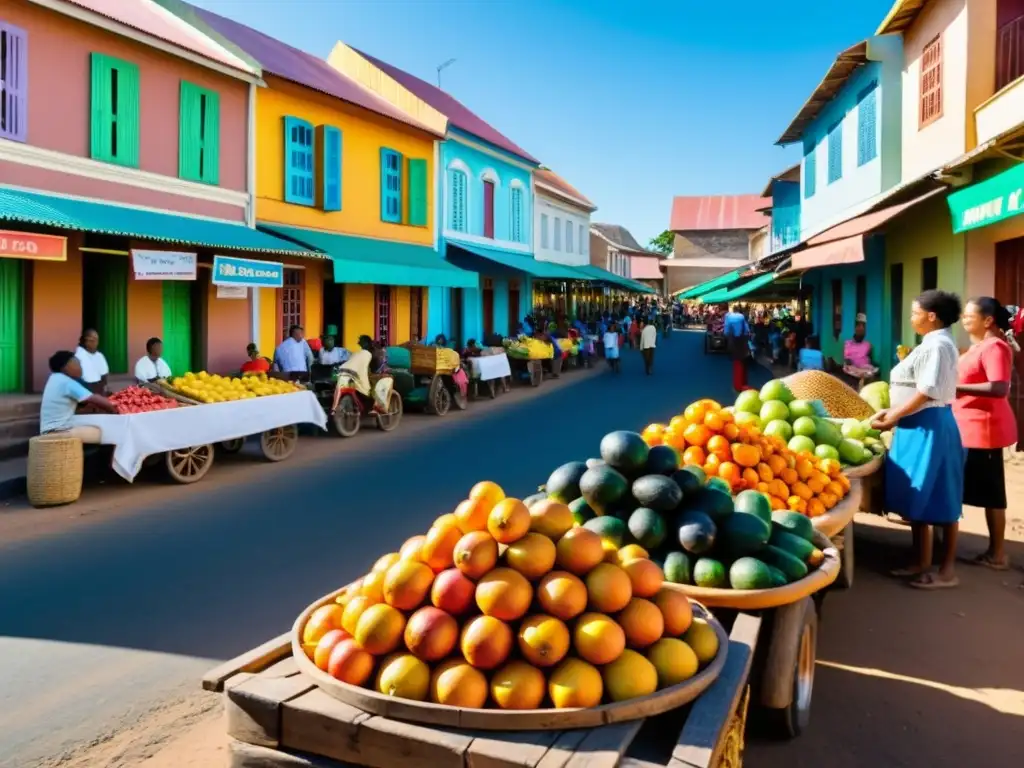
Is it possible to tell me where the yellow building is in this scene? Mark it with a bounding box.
[190,6,474,353]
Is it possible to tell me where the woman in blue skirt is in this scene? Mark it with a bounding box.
[872,290,965,589]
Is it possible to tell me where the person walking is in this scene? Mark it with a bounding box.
[723,304,752,392]
[603,322,621,374]
[640,318,657,375]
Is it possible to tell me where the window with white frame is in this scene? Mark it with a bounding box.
[566,220,573,253]
[540,213,549,248]
[554,217,562,250]
[578,224,585,254]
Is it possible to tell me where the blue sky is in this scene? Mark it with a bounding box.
[192,0,895,245]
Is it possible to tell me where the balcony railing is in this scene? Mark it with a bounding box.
[997,14,1024,91]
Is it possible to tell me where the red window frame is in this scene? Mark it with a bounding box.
[375,284,394,346]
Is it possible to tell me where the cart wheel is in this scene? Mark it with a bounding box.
[165,444,215,484]
[219,438,244,454]
[486,380,497,399]
[759,596,817,739]
[333,394,361,437]
[428,376,451,416]
[530,362,543,387]
[260,425,298,462]
[377,391,403,432]
[833,523,855,590]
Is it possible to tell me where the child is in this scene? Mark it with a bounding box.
[603,322,621,374]
[798,336,825,371]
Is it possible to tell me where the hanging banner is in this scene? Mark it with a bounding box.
[132,249,197,280]
[216,284,248,299]
[948,162,1024,233]
[0,230,67,262]
[212,255,284,288]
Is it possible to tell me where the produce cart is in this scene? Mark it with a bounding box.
[467,351,512,400]
[389,345,468,416]
[813,465,879,590]
[203,605,760,768]
[72,390,327,484]
[508,356,544,387]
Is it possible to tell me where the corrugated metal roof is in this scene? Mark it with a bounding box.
[669,195,769,232]
[535,169,596,211]
[179,4,440,135]
[876,0,931,35]
[590,223,659,254]
[776,40,869,145]
[65,0,256,74]
[352,48,539,164]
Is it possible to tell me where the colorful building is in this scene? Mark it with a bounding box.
[170,3,474,353]
[0,0,320,394]
[589,224,665,294]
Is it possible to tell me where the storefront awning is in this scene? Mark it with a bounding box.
[674,268,745,299]
[446,242,586,280]
[792,235,866,270]
[575,265,656,294]
[700,271,780,303]
[947,162,1024,234]
[260,224,476,288]
[0,187,322,257]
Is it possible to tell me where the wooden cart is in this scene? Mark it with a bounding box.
[392,346,469,416]
[509,357,544,387]
[203,614,760,768]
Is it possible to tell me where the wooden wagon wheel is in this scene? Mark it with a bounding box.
[376,391,403,432]
[260,425,298,462]
[219,438,244,454]
[716,686,749,768]
[165,444,215,484]
[760,596,818,739]
[427,376,451,416]
[832,523,854,590]
[332,394,361,437]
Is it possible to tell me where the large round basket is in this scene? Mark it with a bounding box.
[661,530,840,611]
[27,434,83,507]
[292,591,729,731]
[844,453,883,478]
[810,477,863,538]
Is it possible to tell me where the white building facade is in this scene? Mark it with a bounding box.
[533,169,596,267]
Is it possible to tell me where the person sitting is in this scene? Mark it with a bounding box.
[432,334,448,347]
[842,315,879,386]
[134,337,172,383]
[75,328,109,395]
[319,335,350,366]
[274,325,313,381]
[241,343,271,374]
[40,350,117,441]
[798,336,826,371]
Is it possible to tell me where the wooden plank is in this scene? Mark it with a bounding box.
[353,715,475,768]
[226,673,317,748]
[280,688,370,765]
[263,657,301,679]
[670,613,761,768]
[204,633,293,692]
[534,730,591,768]
[465,729,563,768]
[562,720,643,768]
[618,759,664,768]
[229,738,351,768]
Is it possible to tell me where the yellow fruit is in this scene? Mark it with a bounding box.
[327,638,374,686]
[376,653,430,701]
[617,544,649,563]
[354,603,406,655]
[469,480,506,513]
[302,603,345,645]
[421,521,462,573]
[399,535,426,562]
[487,498,531,544]
[382,560,434,611]
[573,612,626,665]
[528,499,575,540]
[517,614,570,667]
[603,649,658,702]
[490,660,546,710]
[372,552,400,573]
[476,567,533,621]
[504,532,557,581]
[647,638,699,687]
[620,558,664,598]
[548,658,603,708]
[617,598,665,649]
[782,370,875,419]
[554,527,605,575]
[585,562,633,613]
[460,615,513,670]
[453,497,491,533]
[361,570,386,602]
[601,538,621,563]
[536,571,588,620]
[453,530,499,579]
[341,595,378,636]
[653,589,694,637]
[433,512,460,530]
[683,618,720,665]
[313,628,351,671]
[430,659,488,708]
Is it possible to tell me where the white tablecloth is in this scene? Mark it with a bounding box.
[73,390,327,481]
[469,354,512,381]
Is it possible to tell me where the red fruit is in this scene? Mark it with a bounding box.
[404,606,459,662]
[430,568,476,615]
[326,638,374,686]
[313,628,351,671]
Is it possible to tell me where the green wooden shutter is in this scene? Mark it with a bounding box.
[93,257,128,374]
[380,148,402,223]
[90,53,139,167]
[179,81,200,181]
[0,260,24,393]
[90,53,113,161]
[201,88,220,184]
[116,60,140,168]
[407,158,428,227]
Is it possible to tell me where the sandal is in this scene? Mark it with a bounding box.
[909,573,959,590]
[962,553,1010,571]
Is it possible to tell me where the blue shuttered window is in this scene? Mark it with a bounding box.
[283,116,314,206]
[510,186,524,242]
[857,83,878,167]
[449,170,467,231]
[827,121,842,184]
[803,141,816,199]
[380,148,402,223]
[316,124,342,211]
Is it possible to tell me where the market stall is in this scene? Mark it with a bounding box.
[467,349,512,400]
[504,336,553,387]
[387,345,468,417]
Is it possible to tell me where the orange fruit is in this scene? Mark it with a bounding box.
[356,603,407,655]
[453,529,499,579]
[555,527,605,575]
[491,660,546,710]
[682,423,712,447]
[796,459,815,481]
[704,453,722,476]
[454,497,491,533]
[718,462,742,488]
[780,467,799,486]
[505,532,557,580]
[404,606,459,662]
[787,496,808,514]
[770,495,786,511]
[341,595,379,636]
[662,428,687,450]
[669,415,689,431]
[653,588,693,636]
[618,598,665,649]
[303,603,345,645]
[807,498,826,518]
[806,476,826,494]
[682,446,706,466]
[372,552,401,573]
[528,498,575,540]
[430,659,488,707]
[430,568,476,615]
[741,467,760,489]
[825,481,845,498]
[820,458,842,478]
[791,482,814,501]
[585,562,633,613]
[642,431,663,446]
[837,474,852,492]
[361,570,386,602]
[819,492,838,509]
[703,410,728,432]
[421,520,462,572]
[549,658,604,708]
[573,612,626,665]
[722,423,741,441]
[327,638,374,686]
[683,402,707,424]
[620,557,664,598]
[643,422,667,437]
[518,614,570,667]
[756,462,774,482]
[537,571,588,620]
[434,512,459,530]
[400,535,426,562]
[487,498,531,544]
[603,649,658,702]
[706,434,730,457]
[313,628,351,671]
[460,615,513,670]
[476,567,533,621]
[469,480,506,513]
[756,481,771,494]
[382,560,434,611]
[698,398,722,411]
[731,443,761,468]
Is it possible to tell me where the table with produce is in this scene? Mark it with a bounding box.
[73,371,327,484]
[503,336,553,386]
[467,348,512,399]
[206,383,871,767]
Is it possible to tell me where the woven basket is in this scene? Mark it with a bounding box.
[27,434,83,507]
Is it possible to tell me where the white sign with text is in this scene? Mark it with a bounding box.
[132,250,197,281]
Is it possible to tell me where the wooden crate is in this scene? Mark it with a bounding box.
[204,615,760,768]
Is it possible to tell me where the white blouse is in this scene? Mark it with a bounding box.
[888,328,959,411]
[75,346,109,384]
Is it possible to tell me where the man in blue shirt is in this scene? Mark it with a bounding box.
[40,350,117,440]
[723,304,753,392]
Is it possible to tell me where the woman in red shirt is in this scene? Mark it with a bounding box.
[954,297,1016,570]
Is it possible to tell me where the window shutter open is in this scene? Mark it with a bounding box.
[116,60,140,168]
[284,116,314,205]
[179,82,200,180]
[202,88,220,184]
[857,83,877,166]
[315,125,342,211]
[0,23,28,142]
[380,148,402,223]
[90,53,113,160]
[407,157,427,226]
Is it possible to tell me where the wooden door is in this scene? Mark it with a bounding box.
[483,180,495,238]
[0,259,24,393]
[83,253,128,373]
[995,236,1024,447]
[162,281,192,377]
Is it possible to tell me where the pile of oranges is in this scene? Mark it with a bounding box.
[299,481,719,710]
[641,399,851,518]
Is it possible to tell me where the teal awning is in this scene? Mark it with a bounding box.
[575,265,656,294]
[675,268,744,300]
[0,187,321,256]
[947,162,1024,233]
[447,242,587,280]
[700,271,780,303]
[261,224,476,288]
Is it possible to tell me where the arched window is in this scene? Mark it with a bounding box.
[510,185,524,243]
[448,168,468,232]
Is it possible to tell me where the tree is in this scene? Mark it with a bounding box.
[648,230,673,255]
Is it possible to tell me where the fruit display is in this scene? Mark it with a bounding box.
[555,338,580,358]
[780,370,876,420]
[108,386,179,413]
[504,336,555,360]
[167,371,303,403]
[299,480,722,710]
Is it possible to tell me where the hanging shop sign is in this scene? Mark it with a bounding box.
[216,284,248,299]
[948,162,1024,234]
[212,255,284,288]
[0,230,67,262]
[132,249,197,280]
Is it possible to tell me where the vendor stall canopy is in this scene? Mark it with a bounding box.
[674,268,746,300]
[446,242,587,281]
[575,265,657,294]
[699,265,799,304]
